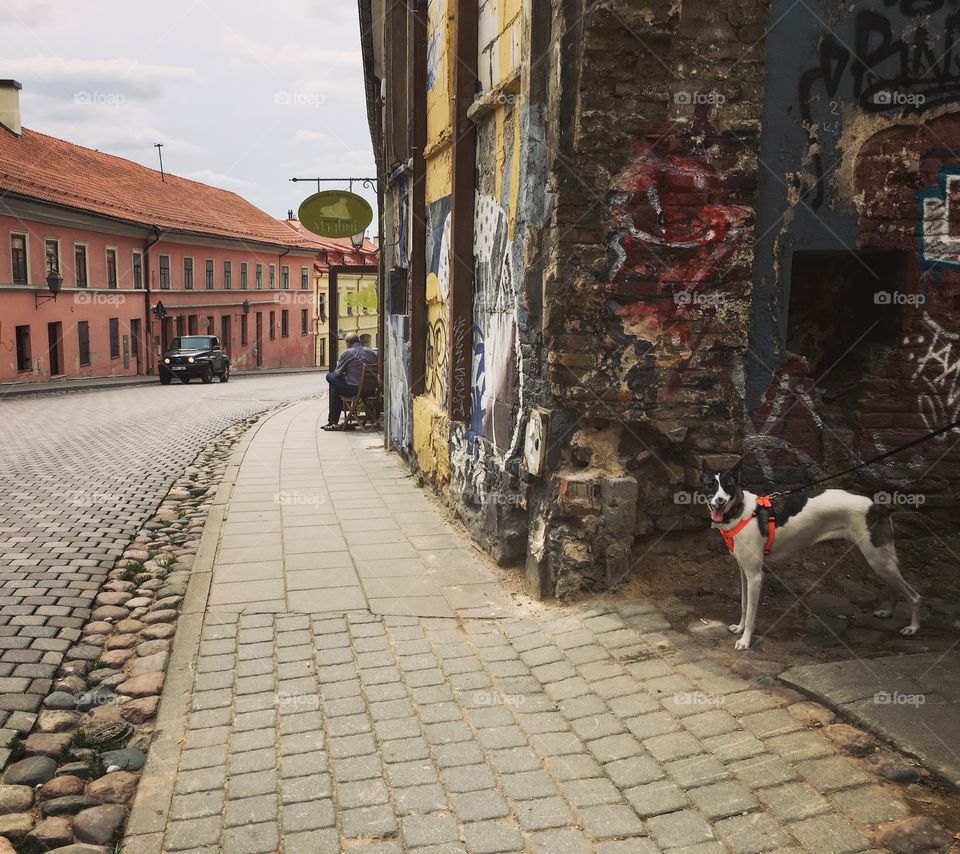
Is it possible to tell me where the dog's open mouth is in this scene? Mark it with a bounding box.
[710,507,725,523]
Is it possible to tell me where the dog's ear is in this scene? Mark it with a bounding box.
[726,459,743,484]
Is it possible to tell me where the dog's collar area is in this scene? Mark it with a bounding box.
[718,495,777,556]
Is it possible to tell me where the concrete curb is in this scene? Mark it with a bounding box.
[122,405,289,854]
[0,367,325,399]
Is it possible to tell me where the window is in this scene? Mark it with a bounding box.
[188,315,198,335]
[109,318,120,359]
[75,244,88,287]
[301,266,309,289]
[45,239,60,276]
[224,260,232,290]
[133,251,143,289]
[255,263,263,290]
[269,264,276,289]
[159,255,170,290]
[240,262,248,290]
[176,315,185,337]
[281,309,289,337]
[281,265,289,289]
[183,257,194,290]
[15,325,30,372]
[241,314,248,346]
[205,259,214,290]
[269,310,276,340]
[11,234,27,283]
[317,293,326,320]
[106,247,118,288]
[300,309,308,335]
[78,321,90,366]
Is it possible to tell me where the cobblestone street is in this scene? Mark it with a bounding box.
[0,374,322,731]
[122,399,915,854]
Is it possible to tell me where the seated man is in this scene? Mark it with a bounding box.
[322,332,378,430]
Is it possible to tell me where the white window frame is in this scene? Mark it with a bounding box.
[183,255,195,290]
[132,250,143,289]
[44,236,61,277]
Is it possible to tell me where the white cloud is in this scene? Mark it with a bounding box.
[0,0,56,27]
[292,130,343,147]
[178,169,254,190]
[0,56,197,101]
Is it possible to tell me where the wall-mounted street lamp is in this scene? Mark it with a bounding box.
[241,300,251,315]
[350,231,365,251]
[35,270,63,308]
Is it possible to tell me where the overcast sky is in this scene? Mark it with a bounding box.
[0,0,378,226]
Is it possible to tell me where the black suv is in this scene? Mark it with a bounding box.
[159,336,230,385]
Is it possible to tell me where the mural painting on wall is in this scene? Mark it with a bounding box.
[798,0,960,208]
[608,115,751,390]
[906,313,960,438]
[426,0,445,91]
[471,193,520,455]
[425,196,451,408]
[387,315,412,451]
[919,165,960,271]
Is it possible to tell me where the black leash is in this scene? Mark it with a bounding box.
[767,417,960,499]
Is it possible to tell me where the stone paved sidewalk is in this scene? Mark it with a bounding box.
[123,399,913,853]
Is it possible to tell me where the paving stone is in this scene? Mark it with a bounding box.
[578,803,646,839]
[402,813,459,847]
[221,821,280,854]
[758,781,831,821]
[281,798,336,832]
[625,779,688,817]
[513,796,575,830]
[339,803,396,838]
[788,813,870,853]
[394,783,448,815]
[461,820,524,853]
[687,780,758,819]
[715,812,793,853]
[794,757,871,793]
[830,784,908,824]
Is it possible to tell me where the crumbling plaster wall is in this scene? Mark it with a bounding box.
[527,0,770,597]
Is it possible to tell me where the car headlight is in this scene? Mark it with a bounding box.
[163,358,170,364]
[187,356,195,364]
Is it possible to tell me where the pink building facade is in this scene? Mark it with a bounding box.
[0,80,330,385]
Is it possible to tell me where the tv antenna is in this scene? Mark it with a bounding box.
[154,143,166,182]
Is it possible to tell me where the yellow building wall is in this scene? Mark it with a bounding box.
[315,271,379,367]
[416,0,456,487]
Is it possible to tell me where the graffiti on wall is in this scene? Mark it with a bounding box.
[607,125,751,384]
[907,312,960,437]
[919,165,960,269]
[798,2,960,207]
[471,193,520,453]
[425,197,452,408]
[387,315,412,450]
[426,0,446,91]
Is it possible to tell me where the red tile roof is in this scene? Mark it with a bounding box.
[0,127,329,250]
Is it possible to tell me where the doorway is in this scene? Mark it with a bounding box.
[255,311,263,367]
[130,318,142,374]
[47,322,62,376]
[221,315,232,355]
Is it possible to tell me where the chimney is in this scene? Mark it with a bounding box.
[287,208,294,220]
[0,80,22,137]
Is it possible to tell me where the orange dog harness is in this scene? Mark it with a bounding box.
[718,495,776,556]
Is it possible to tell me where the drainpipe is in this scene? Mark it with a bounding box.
[143,226,163,375]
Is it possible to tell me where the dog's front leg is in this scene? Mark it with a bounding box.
[729,567,746,636]
[735,562,764,651]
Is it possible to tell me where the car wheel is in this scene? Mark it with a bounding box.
[159,374,172,385]
[219,364,230,383]
[201,365,214,384]
[180,375,191,384]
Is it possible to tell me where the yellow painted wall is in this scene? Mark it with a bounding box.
[315,271,379,367]
[415,0,456,486]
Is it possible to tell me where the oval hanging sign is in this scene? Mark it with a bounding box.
[298,191,373,238]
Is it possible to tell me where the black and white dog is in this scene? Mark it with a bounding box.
[702,461,921,650]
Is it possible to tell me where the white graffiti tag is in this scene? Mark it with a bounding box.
[906,313,960,438]
[920,169,960,269]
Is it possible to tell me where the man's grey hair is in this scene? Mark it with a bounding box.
[345,332,360,346]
